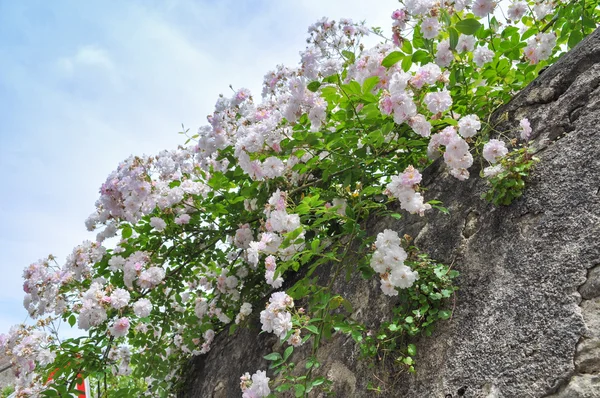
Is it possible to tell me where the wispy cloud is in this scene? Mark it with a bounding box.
[58,45,115,73]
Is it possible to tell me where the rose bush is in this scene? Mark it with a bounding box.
[2,1,599,397]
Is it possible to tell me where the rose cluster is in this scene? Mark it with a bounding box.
[370,230,419,296]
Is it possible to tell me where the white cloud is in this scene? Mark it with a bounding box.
[58,45,115,74]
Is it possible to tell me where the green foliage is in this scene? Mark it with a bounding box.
[482,147,540,205]
[1,386,15,398]
[381,51,404,68]
[455,18,482,35]
[336,245,458,375]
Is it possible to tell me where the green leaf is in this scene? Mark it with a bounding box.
[283,346,294,361]
[68,314,76,327]
[489,16,500,33]
[401,39,413,54]
[568,30,583,49]
[413,25,425,48]
[362,76,380,94]
[430,203,450,215]
[430,292,443,300]
[412,50,429,63]
[311,238,320,252]
[449,27,459,51]
[583,15,597,29]
[381,51,404,68]
[440,9,452,26]
[41,389,59,397]
[401,55,412,72]
[345,205,355,219]
[333,323,352,333]
[349,80,362,95]
[122,225,133,239]
[276,384,293,393]
[455,19,482,35]
[295,202,310,215]
[405,316,414,324]
[294,384,306,397]
[323,323,333,340]
[434,266,447,279]
[342,299,353,313]
[307,81,321,92]
[381,121,394,135]
[342,50,356,63]
[305,325,319,334]
[264,352,282,361]
[407,344,417,356]
[282,226,305,247]
[439,310,452,320]
[521,27,537,41]
[311,377,326,387]
[329,296,341,310]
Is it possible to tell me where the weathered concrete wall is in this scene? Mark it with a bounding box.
[180,29,600,398]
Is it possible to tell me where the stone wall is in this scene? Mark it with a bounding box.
[179,29,600,398]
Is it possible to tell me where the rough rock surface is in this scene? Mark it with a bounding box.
[179,29,600,398]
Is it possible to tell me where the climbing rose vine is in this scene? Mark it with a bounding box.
[2,1,599,397]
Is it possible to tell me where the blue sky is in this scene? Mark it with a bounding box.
[0,0,396,335]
